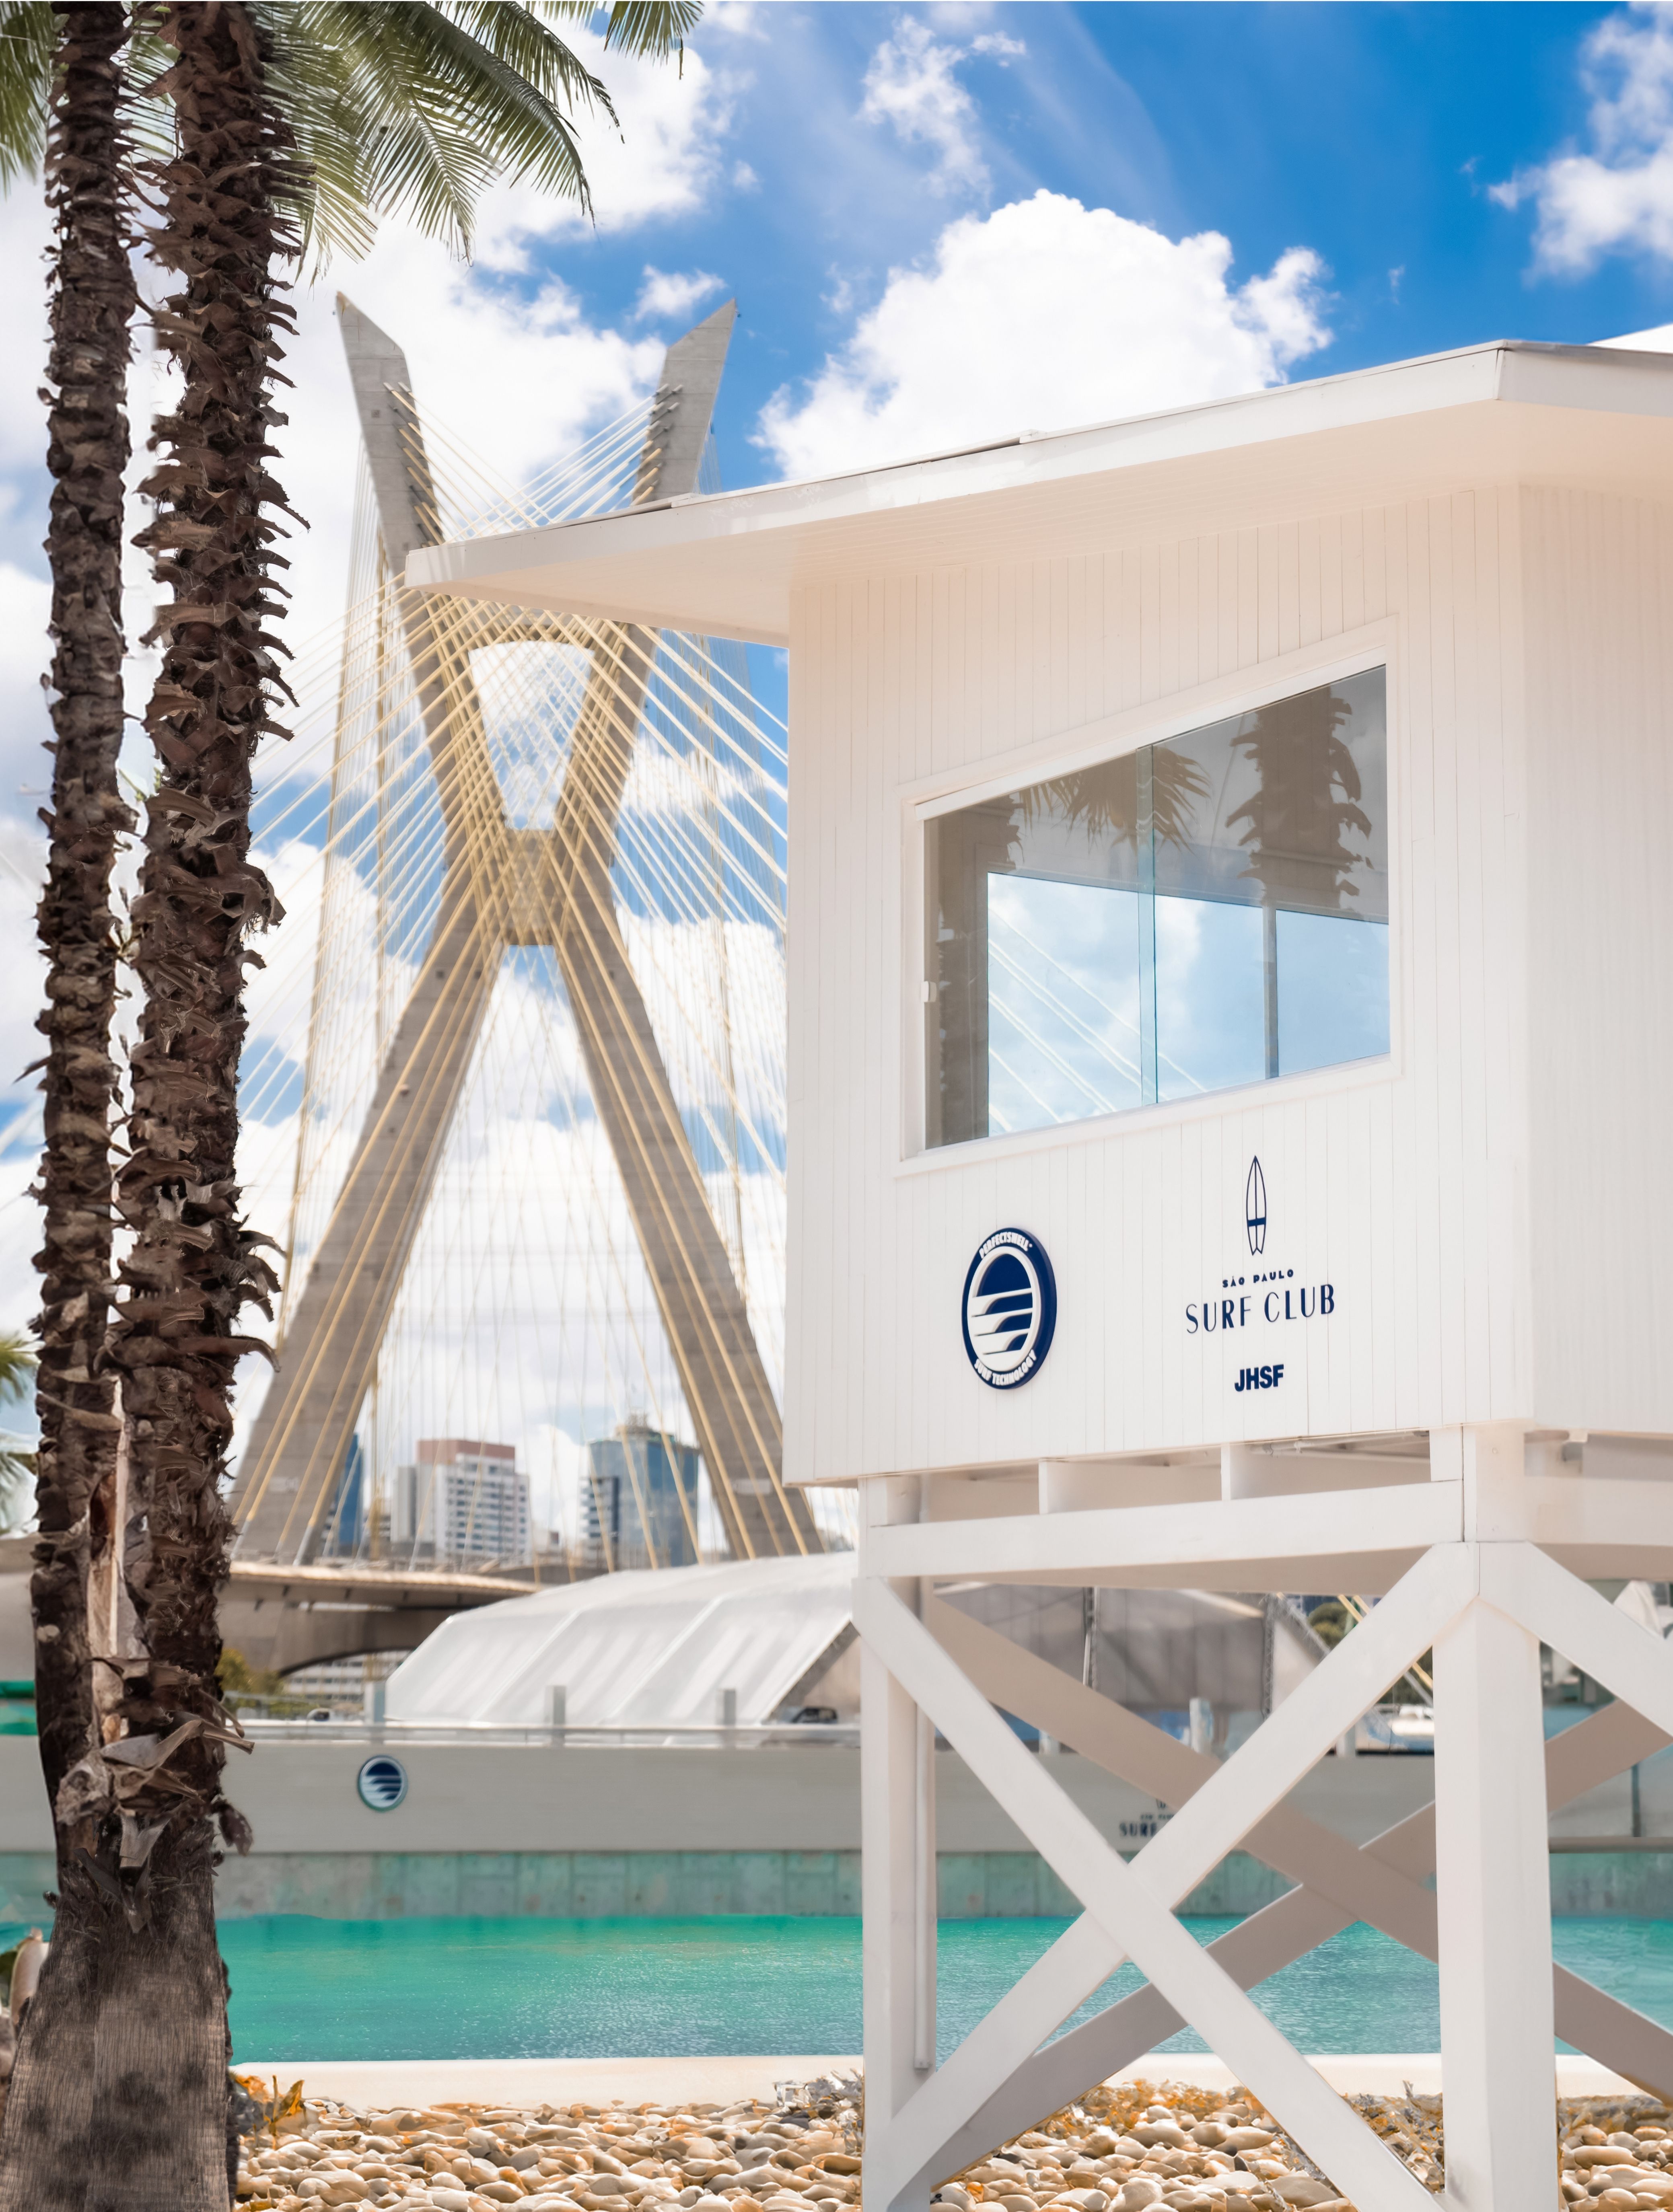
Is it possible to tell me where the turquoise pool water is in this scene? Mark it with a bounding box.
[16,1914,1667,2064]
[7,1914,1670,2062]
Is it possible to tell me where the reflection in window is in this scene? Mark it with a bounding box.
[924,670,1389,1148]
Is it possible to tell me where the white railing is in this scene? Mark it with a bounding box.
[233,1717,860,1748]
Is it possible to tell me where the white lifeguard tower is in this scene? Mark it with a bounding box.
[413,340,1673,2212]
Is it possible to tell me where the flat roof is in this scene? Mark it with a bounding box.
[408,340,1673,647]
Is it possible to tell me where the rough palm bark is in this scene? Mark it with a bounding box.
[2,6,288,2207]
[1,4,696,2200]
[102,0,290,2193]
[0,6,136,2204]
[26,0,133,1838]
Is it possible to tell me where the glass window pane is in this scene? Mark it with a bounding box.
[1152,710,1261,909]
[927,759,1144,1147]
[1155,896,1266,1101]
[987,874,1143,1134]
[923,668,1389,1149]
[1276,911,1390,1074]
[1220,669,1388,923]
[1153,670,1387,921]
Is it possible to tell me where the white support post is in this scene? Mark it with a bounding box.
[855,1443,1673,2208]
[914,1704,936,2072]
[861,1476,935,2150]
[926,1596,1673,2115]
[1220,1442,1261,1498]
[1484,1542,1673,1735]
[861,1576,1441,2212]
[1434,1546,1556,2210]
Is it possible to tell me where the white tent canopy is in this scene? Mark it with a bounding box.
[384,1553,1327,1734]
[384,1554,856,1728]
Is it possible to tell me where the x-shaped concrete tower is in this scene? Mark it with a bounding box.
[231,300,817,1567]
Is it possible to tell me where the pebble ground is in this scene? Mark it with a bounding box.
[230,2074,1673,2212]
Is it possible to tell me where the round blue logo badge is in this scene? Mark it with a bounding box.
[961,1228,1057,1388]
[356,1754,408,1811]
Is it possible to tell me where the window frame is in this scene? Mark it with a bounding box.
[896,621,1402,1170]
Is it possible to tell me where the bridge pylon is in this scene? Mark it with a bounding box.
[230,299,817,1569]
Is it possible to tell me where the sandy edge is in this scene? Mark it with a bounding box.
[230,2053,1643,2106]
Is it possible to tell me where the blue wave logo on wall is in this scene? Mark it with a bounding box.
[962,1228,1057,1389]
[1247,1155,1268,1256]
[356,1754,408,1812]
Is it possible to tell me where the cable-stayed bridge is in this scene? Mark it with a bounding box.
[223,298,841,1654]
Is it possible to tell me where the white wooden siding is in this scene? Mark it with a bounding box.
[784,485,1673,1485]
[1522,489,1673,1435]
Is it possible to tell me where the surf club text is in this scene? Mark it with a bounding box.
[1186,1285,1336,1334]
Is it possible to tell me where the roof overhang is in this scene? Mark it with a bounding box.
[407,341,1673,648]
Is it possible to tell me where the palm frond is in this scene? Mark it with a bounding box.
[0,0,55,186]
[124,18,206,168]
[258,0,626,261]
[14,1,700,261]
[0,1331,36,1407]
[428,1,617,109]
[0,1445,36,1534]
[514,2,700,63]
[599,3,702,62]
[0,1336,37,1532]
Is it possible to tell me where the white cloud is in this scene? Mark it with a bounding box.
[860,15,989,196]
[733,160,761,192]
[971,33,1027,61]
[0,563,51,826]
[0,18,777,1486]
[0,17,740,665]
[488,24,739,248]
[0,189,50,478]
[756,189,1331,482]
[0,814,48,1334]
[0,820,45,1087]
[0,1156,41,1335]
[706,2,772,41]
[1238,247,1334,365]
[257,14,743,642]
[1494,3,1673,273]
[269,251,665,656]
[634,265,725,323]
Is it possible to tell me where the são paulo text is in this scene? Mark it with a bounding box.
[1185,1285,1336,1334]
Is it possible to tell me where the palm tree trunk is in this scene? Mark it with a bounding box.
[4,7,290,2205]
[27,0,133,1835]
[104,0,292,2193]
[0,6,144,2201]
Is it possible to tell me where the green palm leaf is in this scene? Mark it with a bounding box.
[8,2,704,262]
[0,0,56,184]
[0,1330,36,1534]
[257,0,702,261]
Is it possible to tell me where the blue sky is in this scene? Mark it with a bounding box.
[541,0,1673,489]
[2,0,1673,1345]
[6,0,1670,922]
[0,0,1669,1519]
[6,4,1673,664]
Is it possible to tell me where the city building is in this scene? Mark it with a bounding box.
[321,1433,364,1557]
[275,1651,410,1713]
[392,1438,530,1566]
[580,1418,702,1570]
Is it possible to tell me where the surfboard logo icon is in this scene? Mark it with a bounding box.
[1246,1156,1267,1256]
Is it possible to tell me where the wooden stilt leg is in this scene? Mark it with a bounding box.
[1434,1575,1556,2212]
[862,1475,934,2197]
